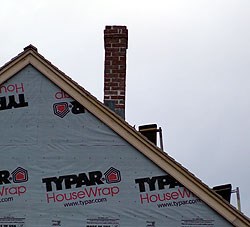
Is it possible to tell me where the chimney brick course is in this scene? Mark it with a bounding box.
[104,26,128,119]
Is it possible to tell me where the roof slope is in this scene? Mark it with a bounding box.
[0,45,249,227]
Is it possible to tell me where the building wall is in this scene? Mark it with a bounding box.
[0,65,232,226]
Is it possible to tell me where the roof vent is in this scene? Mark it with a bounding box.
[139,124,164,150]
[212,184,232,203]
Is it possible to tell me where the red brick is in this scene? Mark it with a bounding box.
[104,25,128,119]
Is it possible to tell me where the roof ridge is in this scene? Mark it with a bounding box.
[23,44,38,52]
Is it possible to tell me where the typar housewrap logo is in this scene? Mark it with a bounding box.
[134,174,202,208]
[53,102,70,118]
[0,167,28,200]
[0,83,28,111]
[42,167,121,204]
[135,174,192,205]
[0,167,28,185]
[104,167,121,184]
[53,89,85,118]
[53,101,85,118]
[11,167,28,183]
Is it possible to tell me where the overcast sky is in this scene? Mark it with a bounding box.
[1,0,250,217]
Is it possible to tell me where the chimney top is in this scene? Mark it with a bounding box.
[103,26,128,119]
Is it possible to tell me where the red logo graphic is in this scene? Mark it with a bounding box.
[104,167,121,184]
[53,102,70,118]
[11,167,28,183]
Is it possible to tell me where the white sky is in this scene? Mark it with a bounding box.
[1,0,250,217]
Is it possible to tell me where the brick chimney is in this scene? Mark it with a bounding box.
[104,26,128,119]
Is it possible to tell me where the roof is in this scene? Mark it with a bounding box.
[0,45,249,226]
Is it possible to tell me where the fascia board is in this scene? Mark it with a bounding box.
[0,51,31,85]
